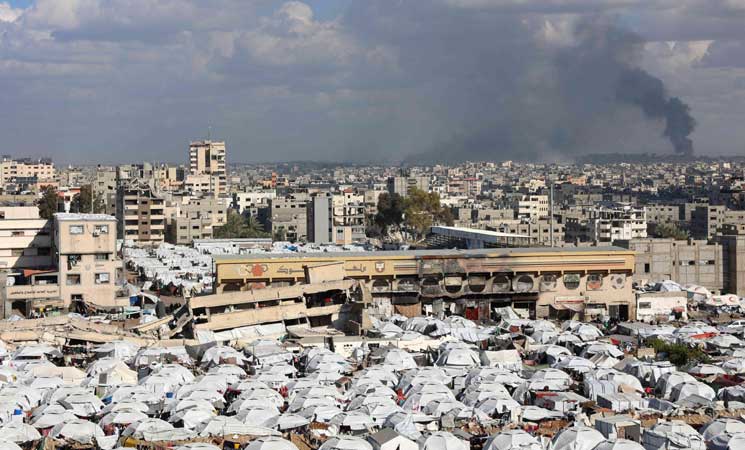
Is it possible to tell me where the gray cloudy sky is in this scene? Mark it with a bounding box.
[1,0,744,164]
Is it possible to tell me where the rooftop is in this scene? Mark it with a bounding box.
[54,213,117,222]
[213,245,631,261]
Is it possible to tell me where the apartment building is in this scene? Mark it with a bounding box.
[567,203,646,244]
[307,192,367,245]
[387,175,430,198]
[691,205,726,239]
[0,156,55,185]
[54,213,121,307]
[1,213,124,316]
[166,195,228,245]
[513,194,549,221]
[232,191,277,214]
[0,206,53,269]
[267,194,309,242]
[116,181,165,245]
[189,140,227,196]
[94,166,118,215]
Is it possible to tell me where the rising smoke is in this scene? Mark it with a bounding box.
[353,3,699,163]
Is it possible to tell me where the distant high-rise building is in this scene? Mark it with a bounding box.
[188,140,227,196]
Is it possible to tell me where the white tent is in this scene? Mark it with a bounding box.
[420,431,469,450]
[245,436,300,450]
[701,418,745,442]
[592,439,645,450]
[0,421,42,443]
[484,429,542,450]
[50,419,106,445]
[549,426,605,450]
[641,420,705,450]
[319,436,374,450]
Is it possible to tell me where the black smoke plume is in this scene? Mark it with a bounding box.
[617,69,696,155]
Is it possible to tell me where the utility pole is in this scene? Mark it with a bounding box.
[549,173,554,248]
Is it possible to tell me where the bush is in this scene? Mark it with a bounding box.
[647,338,709,367]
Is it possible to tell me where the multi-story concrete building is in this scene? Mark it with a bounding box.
[0,206,53,269]
[0,156,55,185]
[232,190,277,214]
[166,195,228,245]
[94,166,118,215]
[514,195,549,221]
[691,205,726,239]
[267,194,308,242]
[116,181,165,245]
[189,140,227,196]
[1,213,124,316]
[580,204,647,243]
[54,213,121,307]
[619,238,724,293]
[387,175,430,198]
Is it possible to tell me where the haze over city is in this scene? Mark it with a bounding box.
[1,0,745,163]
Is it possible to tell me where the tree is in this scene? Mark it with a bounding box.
[374,192,405,233]
[213,210,243,239]
[655,222,689,240]
[70,185,93,213]
[92,191,106,214]
[213,210,271,239]
[38,185,58,219]
[403,188,453,240]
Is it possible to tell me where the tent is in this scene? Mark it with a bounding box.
[420,431,469,450]
[641,420,705,450]
[592,440,645,450]
[549,426,605,450]
[245,436,300,450]
[484,429,542,450]
[319,436,374,450]
[701,418,745,442]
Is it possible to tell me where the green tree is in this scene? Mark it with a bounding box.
[655,222,689,240]
[403,188,453,240]
[70,185,93,213]
[38,185,59,219]
[374,192,405,233]
[213,210,270,239]
[242,214,269,238]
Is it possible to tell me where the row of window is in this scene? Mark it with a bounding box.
[69,224,109,235]
[66,272,110,285]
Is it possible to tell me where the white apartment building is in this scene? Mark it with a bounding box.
[0,206,53,269]
[589,203,647,243]
[189,140,227,196]
[514,195,549,221]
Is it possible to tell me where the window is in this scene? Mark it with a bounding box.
[95,273,110,284]
[94,225,109,234]
[67,254,81,269]
[638,301,652,309]
[95,253,109,261]
[11,249,23,257]
[66,274,81,285]
[563,274,581,290]
[11,231,23,237]
[69,225,84,235]
[38,248,50,256]
[644,263,650,273]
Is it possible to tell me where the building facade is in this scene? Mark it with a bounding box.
[213,247,636,321]
[189,140,227,196]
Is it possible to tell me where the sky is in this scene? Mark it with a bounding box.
[1,0,744,164]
